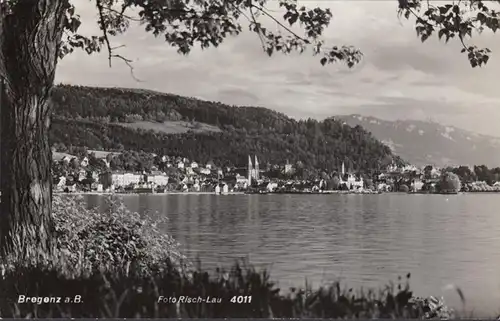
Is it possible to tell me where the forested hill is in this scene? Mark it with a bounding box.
[50,85,405,172]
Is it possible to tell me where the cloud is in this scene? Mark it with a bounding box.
[57,1,500,136]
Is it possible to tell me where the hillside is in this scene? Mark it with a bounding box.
[49,85,404,172]
[337,114,500,167]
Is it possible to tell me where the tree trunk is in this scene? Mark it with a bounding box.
[0,1,68,259]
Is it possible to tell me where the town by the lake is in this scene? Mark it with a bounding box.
[53,150,500,195]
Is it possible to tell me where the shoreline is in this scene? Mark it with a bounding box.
[54,190,500,196]
[54,191,246,196]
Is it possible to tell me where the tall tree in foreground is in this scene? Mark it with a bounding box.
[0,0,498,259]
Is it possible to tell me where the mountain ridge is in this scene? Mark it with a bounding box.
[336,114,500,167]
[49,85,405,174]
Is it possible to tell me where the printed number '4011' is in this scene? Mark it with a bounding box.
[230,296,252,303]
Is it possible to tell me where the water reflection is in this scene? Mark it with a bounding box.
[85,193,500,316]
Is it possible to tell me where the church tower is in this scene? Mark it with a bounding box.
[254,155,260,180]
[248,155,253,185]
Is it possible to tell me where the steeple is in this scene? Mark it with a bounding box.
[254,155,259,180]
[342,162,345,176]
[248,155,253,185]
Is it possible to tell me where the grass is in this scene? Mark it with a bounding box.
[117,120,221,135]
[0,261,457,318]
[0,195,466,318]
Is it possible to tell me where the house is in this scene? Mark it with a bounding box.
[205,161,215,169]
[177,161,185,169]
[191,162,198,169]
[386,163,399,173]
[185,167,194,175]
[400,164,417,172]
[411,179,424,191]
[53,152,75,163]
[55,177,66,191]
[235,174,248,185]
[80,157,89,167]
[111,172,142,187]
[146,172,169,186]
[284,163,294,174]
[78,169,86,181]
[199,168,211,175]
[266,182,278,192]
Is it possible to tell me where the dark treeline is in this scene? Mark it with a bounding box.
[50,85,405,172]
[441,165,500,185]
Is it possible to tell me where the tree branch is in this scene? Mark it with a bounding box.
[95,0,141,82]
[251,3,309,44]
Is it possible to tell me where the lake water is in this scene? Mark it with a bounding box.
[85,193,500,316]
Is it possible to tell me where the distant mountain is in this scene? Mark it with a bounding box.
[336,114,500,167]
[48,85,405,173]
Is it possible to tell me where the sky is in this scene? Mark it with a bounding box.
[56,1,500,136]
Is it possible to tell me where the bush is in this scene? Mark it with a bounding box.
[399,184,410,193]
[1,195,189,277]
[439,172,461,193]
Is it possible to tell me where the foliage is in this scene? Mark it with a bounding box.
[0,261,457,319]
[439,172,462,193]
[49,85,404,173]
[327,176,341,190]
[0,195,189,277]
[51,0,365,69]
[4,0,492,74]
[398,0,500,67]
[399,184,410,193]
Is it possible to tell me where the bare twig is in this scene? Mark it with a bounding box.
[95,0,142,82]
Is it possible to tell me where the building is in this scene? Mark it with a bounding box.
[177,161,184,169]
[191,162,199,168]
[235,174,248,188]
[247,155,260,185]
[78,169,86,181]
[339,162,364,190]
[111,172,142,187]
[199,168,211,175]
[266,182,278,192]
[146,172,169,186]
[411,179,424,191]
[55,177,66,192]
[80,157,89,167]
[284,160,293,174]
